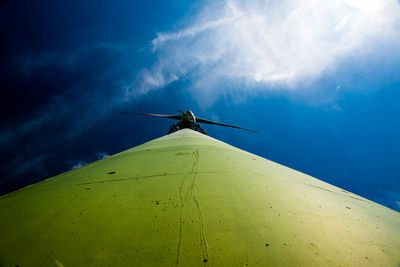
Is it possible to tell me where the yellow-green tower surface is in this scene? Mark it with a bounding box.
[0,129,399,266]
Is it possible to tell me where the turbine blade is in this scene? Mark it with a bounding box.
[120,112,181,120]
[196,117,259,133]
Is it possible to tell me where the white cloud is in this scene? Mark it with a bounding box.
[376,186,400,211]
[96,152,110,159]
[71,161,87,170]
[126,0,400,99]
[70,152,109,171]
[3,0,400,153]
[385,191,400,210]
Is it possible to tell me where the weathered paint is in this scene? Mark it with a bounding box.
[0,129,399,266]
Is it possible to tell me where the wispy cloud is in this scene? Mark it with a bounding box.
[126,0,400,99]
[71,152,109,171]
[71,161,87,170]
[0,43,131,190]
[0,154,49,193]
[9,154,49,178]
[0,43,130,146]
[4,0,399,147]
[96,152,110,159]
[377,189,400,211]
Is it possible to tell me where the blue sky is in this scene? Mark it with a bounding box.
[0,0,399,211]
